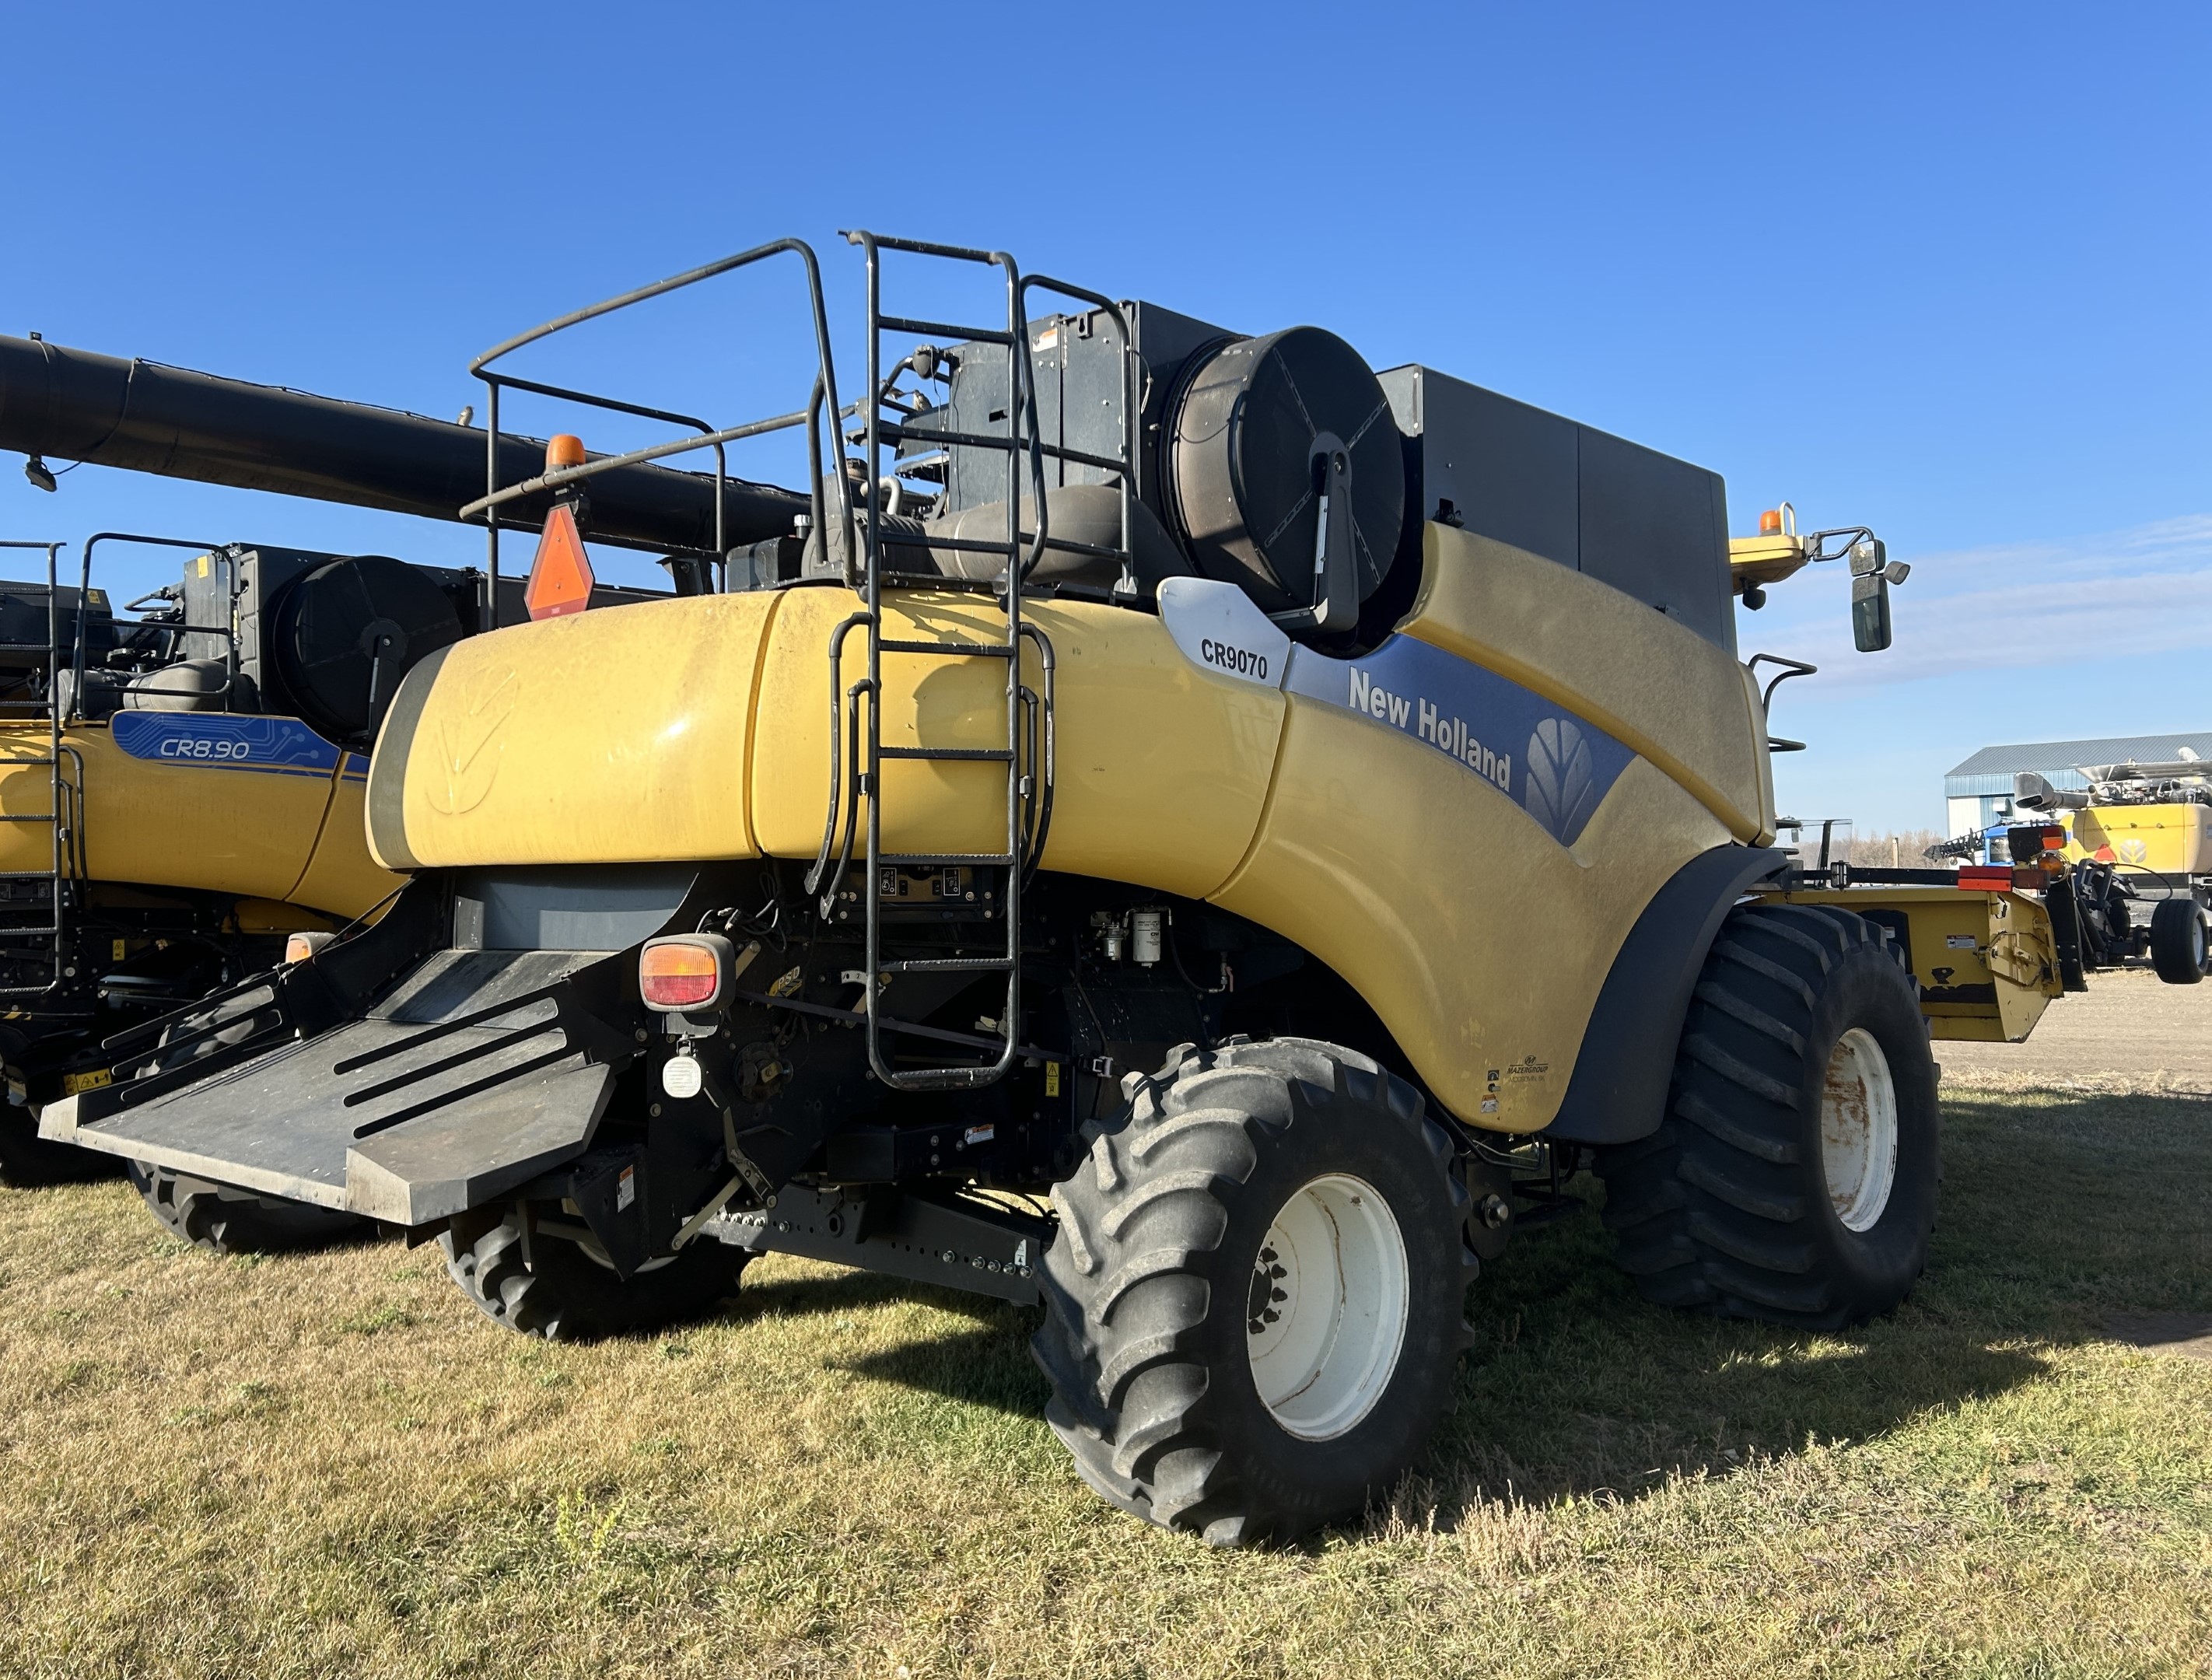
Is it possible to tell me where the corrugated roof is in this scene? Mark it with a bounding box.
[1944,733,2212,779]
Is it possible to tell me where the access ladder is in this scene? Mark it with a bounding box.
[808,233,1140,1090]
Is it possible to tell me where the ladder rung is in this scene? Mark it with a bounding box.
[877,639,1013,657]
[882,956,1015,975]
[877,747,1013,762]
[879,852,1015,867]
[878,314,1013,347]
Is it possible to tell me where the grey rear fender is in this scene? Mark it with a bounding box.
[1543,843,1787,1147]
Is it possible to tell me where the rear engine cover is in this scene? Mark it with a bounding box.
[1168,327,1405,617]
[273,555,464,747]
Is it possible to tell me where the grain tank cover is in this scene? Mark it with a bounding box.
[271,555,465,747]
[1167,328,1407,618]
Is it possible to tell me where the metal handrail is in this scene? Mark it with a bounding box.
[75,534,236,718]
[467,238,855,627]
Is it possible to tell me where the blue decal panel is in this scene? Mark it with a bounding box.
[111,712,343,779]
[1284,636,1635,846]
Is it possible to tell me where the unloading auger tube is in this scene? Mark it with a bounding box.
[47,230,1999,1544]
[0,334,807,566]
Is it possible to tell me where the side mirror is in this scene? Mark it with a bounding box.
[1849,539,1892,652]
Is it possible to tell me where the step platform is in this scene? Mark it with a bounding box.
[40,949,617,1227]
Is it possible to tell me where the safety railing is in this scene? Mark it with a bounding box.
[460,239,856,627]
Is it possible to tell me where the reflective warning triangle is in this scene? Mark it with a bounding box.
[525,502,594,621]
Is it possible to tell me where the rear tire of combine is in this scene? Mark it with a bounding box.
[1032,1038,1478,1547]
[1596,903,1939,1331]
[128,1161,370,1255]
[2149,898,2207,985]
[440,1204,749,1342]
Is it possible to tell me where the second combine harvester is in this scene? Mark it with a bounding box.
[40,234,2145,1544]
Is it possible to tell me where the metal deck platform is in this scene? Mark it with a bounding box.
[41,949,618,1225]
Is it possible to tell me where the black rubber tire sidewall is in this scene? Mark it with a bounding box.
[440,1204,747,1341]
[1190,1101,1467,1531]
[2149,898,2207,985]
[1796,942,1940,1314]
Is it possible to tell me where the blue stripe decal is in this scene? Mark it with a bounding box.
[1283,635,1635,847]
[111,712,344,776]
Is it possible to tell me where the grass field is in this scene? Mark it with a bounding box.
[2,1080,2207,1678]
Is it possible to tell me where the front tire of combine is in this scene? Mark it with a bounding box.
[440,1204,749,1342]
[128,1161,370,1255]
[1032,1038,1478,1547]
[1597,902,1940,1330]
[2148,898,2207,985]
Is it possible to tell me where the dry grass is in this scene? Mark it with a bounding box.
[2,1083,2208,1679]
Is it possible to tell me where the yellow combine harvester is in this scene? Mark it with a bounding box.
[2015,758,2212,983]
[0,529,670,1255]
[0,537,402,1244]
[33,233,2145,1543]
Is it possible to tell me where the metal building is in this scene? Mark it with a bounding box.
[1945,731,2212,838]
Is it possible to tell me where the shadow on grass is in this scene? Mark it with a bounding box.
[735,1269,1048,1415]
[732,1089,2212,1503]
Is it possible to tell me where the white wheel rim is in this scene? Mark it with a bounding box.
[1820,1027,1899,1233]
[1245,1173,1409,1440]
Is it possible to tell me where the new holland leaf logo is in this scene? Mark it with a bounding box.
[429,664,519,815]
[1524,716,1599,844]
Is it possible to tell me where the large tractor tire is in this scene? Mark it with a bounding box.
[1597,902,1939,1330]
[440,1203,749,1342]
[2149,898,2207,985]
[1033,1037,1478,1547]
[129,1161,370,1255]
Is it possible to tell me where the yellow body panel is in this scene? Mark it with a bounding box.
[1401,526,1775,844]
[376,586,1290,903]
[0,723,393,917]
[1216,730,1728,1130]
[2061,803,2210,877]
[290,764,404,918]
[748,590,1288,901]
[370,591,781,870]
[1755,886,2061,1043]
[365,522,1787,1126]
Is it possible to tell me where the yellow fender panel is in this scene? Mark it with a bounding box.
[1216,715,1727,1131]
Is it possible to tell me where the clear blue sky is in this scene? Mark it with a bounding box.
[2,2,2204,831]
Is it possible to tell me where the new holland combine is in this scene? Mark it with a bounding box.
[2014,759,2211,985]
[0,534,408,1233]
[0,331,779,1229]
[25,233,2158,1543]
[0,530,677,1242]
